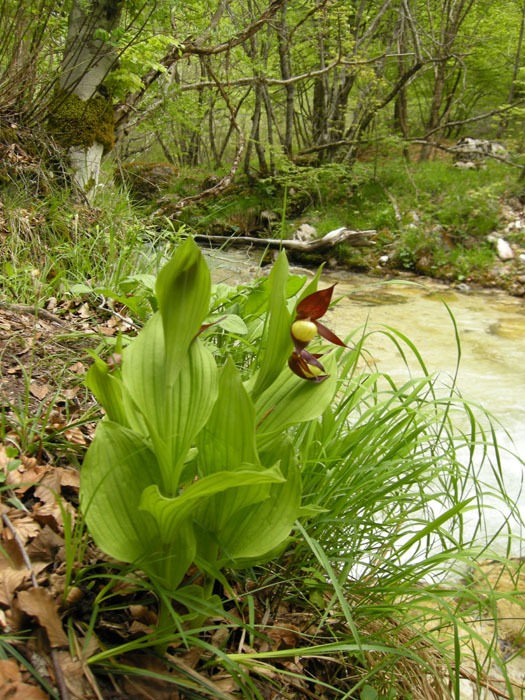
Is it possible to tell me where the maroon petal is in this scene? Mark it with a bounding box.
[288,351,329,383]
[314,320,347,348]
[296,284,337,320]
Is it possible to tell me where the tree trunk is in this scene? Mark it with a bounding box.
[276,2,294,158]
[55,0,123,200]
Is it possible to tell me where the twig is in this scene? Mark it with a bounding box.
[1,512,71,700]
[96,295,141,330]
[2,513,37,587]
[0,301,64,324]
[373,178,402,226]
[51,649,71,700]
[459,665,514,700]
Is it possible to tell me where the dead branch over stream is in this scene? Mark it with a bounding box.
[192,227,376,251]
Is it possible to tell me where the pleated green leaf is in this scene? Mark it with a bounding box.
[254,353,338,446]
[250,252,293,400]
[85,357,128,427]
[197,357,258,475]
[80,421,161,563]
[139,465,285,546]
[217,439,301,561]
[155,236,211,384]
[122,315,218,493]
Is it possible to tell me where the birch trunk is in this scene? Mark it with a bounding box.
[58,0,123,201]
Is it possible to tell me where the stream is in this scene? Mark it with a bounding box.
[204,247,525,556]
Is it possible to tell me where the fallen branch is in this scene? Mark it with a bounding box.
[191,227,376,251]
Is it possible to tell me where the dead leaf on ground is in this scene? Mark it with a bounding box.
[0,659,48,700]
[56,467,80,490]
[121,654,182,700]
[266,622,301,650]
[55,651,96,700]
[17,587,68,647]
[29,383,50,401]
[2,511,41,544]
[0,568,33,608]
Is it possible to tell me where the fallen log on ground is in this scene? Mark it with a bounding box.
[192,227,376,251]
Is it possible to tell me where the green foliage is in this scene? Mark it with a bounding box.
[80,239,338,601]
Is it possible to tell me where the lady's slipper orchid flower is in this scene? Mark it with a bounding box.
[288,350,329,383]
[289,284,347,382]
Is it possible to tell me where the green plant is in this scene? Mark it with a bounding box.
[80,237,343,643]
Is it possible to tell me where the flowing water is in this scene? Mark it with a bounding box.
[204,248,525,554]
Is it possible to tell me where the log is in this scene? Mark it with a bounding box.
[192,227,376,251]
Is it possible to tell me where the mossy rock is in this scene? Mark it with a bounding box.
[115,161,179,200]
[47,91,115,154]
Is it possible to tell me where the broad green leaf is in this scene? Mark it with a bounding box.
[218,439,301,561]
[80,422,161,563]
[249,252,293,400]
[197,357,258,475]
[216,314,248,334]
[122,315,218,493]
[254,354,338,446]
[140,466,285,545]
[155,236,211,383]
[85,357,128,426]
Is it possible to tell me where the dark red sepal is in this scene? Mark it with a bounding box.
[314,320,347,348]
[296,284,337,320]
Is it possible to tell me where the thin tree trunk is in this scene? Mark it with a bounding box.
[276,2,294,157]
[56,0,123,200]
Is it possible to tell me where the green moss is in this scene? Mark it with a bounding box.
[47,91,115,154]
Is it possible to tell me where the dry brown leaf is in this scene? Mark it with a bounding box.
[182,646,203,669]
[32,499,74,532]
[20,455,38,470]
[34,470,60,504]
[0,569,32,608]
[55,651,96,700]
[56,468,80,490]
[17,587,68,647]
[29,383,50,401]
[129,605,157,627]
[96,324,116,336]
[266,623,301,650]
[0,659,48,699]
[69,362,86,374]
[78,303,91,319]
[0,445,10,469]
[122,655,182,700]
[27,526,65,563]
[2,512,41,544]
[7,463,47,493]
[0,540,25,571]
[63,426,87,446]
[61,387,79,400]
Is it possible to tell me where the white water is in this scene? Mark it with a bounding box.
[205,248,525,556]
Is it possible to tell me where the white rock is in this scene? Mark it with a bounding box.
[294,223,317,242]
[453,160,477,170]
[519,253,525,263]
[496,238,514,261]
[379,255,389,265]
[505,219,523,232]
